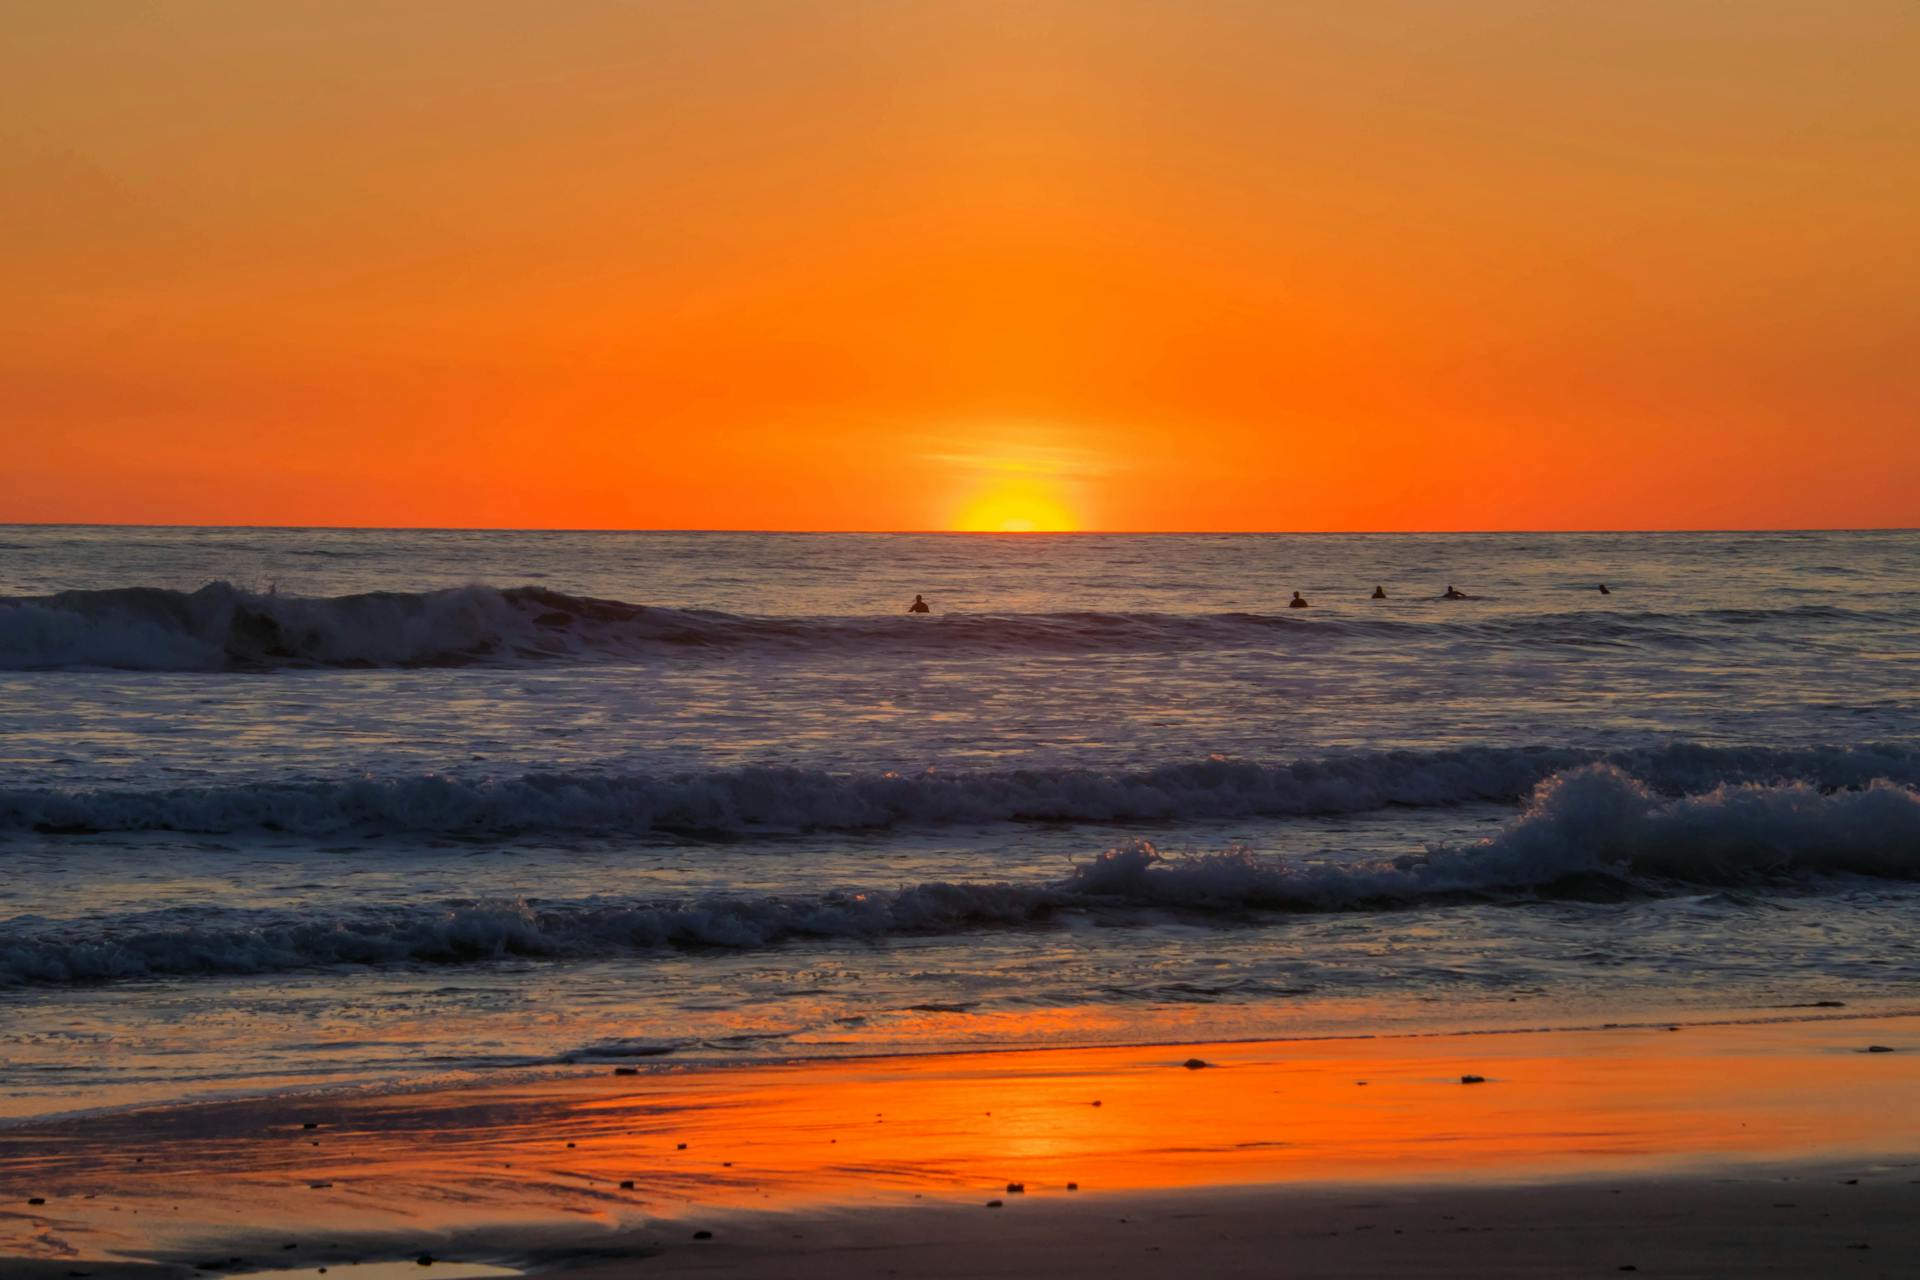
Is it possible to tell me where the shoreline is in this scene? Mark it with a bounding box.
[6,1000,1912,1133]
[4,1013,1916,1275]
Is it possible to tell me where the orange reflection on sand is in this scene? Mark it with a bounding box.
[565,1021,1920,1201]
[4,1017,1917,1260]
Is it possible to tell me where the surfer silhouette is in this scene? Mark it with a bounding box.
[1289,591,1309,609]
[1371,585,1387,599]
[1598,583,1611,595]
[907,594,930,614]
[1442,585,1466,600]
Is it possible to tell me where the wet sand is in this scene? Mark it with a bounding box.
[616,1172,1920,1278]
[3,1013,1916,1277]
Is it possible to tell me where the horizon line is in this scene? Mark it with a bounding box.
[1,521,1915,537]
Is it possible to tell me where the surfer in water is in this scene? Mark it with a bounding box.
[907,594,930,614]
[1598,583,1611,595]
[1289,591,1310,609]
[1442,585,1466,600]
[1371,585,1387,599]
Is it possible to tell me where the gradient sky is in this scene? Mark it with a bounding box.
[3,1,1916,530]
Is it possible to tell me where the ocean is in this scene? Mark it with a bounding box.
[2,526,1917,1120]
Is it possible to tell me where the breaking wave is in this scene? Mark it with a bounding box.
[0,581,1903,671]
[6,767,1919,985]
[7,743,1920,837]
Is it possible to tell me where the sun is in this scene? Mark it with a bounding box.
[952,480,1080,533]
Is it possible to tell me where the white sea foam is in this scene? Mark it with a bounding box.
[1451,765,1920,882]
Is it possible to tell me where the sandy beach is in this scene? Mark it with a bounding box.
[4,1012,1916,1277]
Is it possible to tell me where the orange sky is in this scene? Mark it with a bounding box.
[3,2,1916,531]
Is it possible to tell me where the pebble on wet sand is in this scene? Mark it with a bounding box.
[986,1199,1004,1208]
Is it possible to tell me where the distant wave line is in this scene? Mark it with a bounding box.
[0,581,1905,671]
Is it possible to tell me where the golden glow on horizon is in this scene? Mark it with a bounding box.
[0,3,1916,529]
[952,479,1081,533]
[937,429,1100,531]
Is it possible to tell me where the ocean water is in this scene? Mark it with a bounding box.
[1,526,1917,1119]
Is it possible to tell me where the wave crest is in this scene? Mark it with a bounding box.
[8,743,1920,836]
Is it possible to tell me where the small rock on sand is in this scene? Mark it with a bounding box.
[986,1199,1004,1208]
[1865,1045,1895,1053]
[1460,1075,1487,1084]
[27,1197,46,1206]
